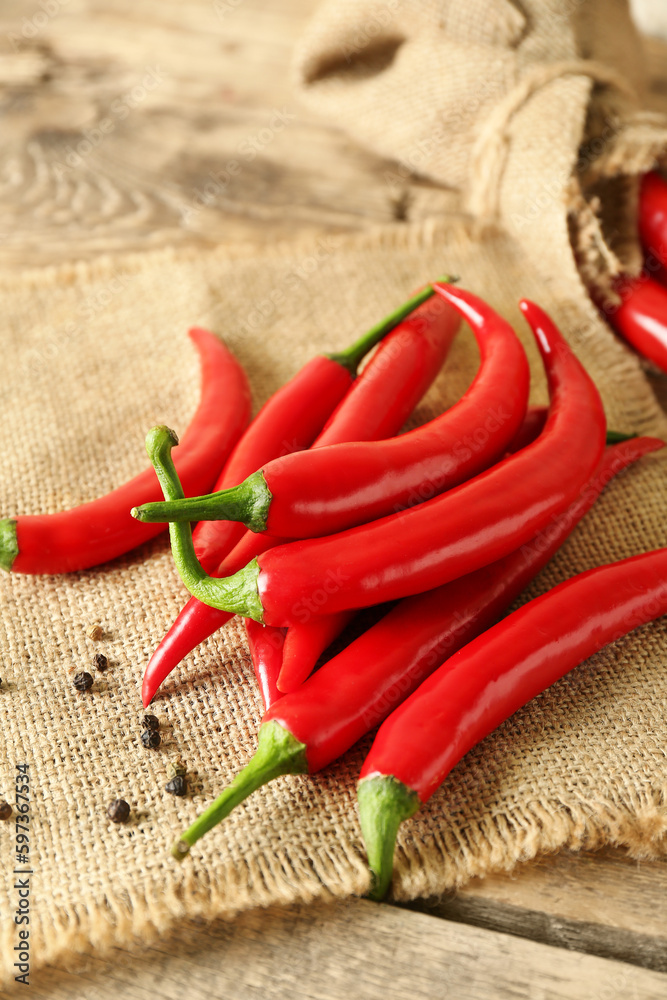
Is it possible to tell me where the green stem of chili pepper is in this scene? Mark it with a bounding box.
[326,276,458,374]
[0,519,19,573]
[133,470,273,530]
[357,775,420,902]
[171,721,307,860]
[136,430,635,530]
[604,429,637,444]
[144,426,265,620]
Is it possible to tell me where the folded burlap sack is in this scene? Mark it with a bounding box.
[295,0,667,286]
[1,0,666,983]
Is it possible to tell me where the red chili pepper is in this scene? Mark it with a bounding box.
[135,286,529,539]
[277,407,639,695]
[167,435,661,859]
[244,619,286,710]
[141,293,460,705]
[0,329,251,576]
[504,405,547,454]
[192,284,446,573]
[638,170,667,279]
[158,296,606,626]
[357,545,667,899]
[277,402,552,694]
[278,610,357,693]
[604,274,667,375]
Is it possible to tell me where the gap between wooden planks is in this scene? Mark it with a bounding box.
[1,897,666,1000]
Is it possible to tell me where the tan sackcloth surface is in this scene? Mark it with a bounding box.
[0,223,666,982]
[1,0,667,982]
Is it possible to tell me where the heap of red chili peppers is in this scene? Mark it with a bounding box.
[131,279,665,896]
[3,204,666,901]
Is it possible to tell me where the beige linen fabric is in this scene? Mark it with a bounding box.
[0,225,665,982]
[1,0,667,982]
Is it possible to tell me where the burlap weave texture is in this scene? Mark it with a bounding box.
[0,223,665,982]
[1,0,667,982]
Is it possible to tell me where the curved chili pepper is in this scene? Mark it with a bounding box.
[141,295,460,706]
[166,436,661,859]
[193,283,449,573]
[276,406,632,694]
[277,610,357,693]
[504,405,547,454]
[134,286,529,538]
[277,402,553,694]
[0,328,251,576]
[605,274,667,375]
[358,544,667,900]
[278,402,550,694]
[156,296,606,626]
[638,170,667,278]
[244,619,286,710]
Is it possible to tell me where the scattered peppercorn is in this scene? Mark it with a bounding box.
[93,653,108,672]
[87,624,104,641]
[0,801,12,821]
[107,799,130,823]
[142,714,160,731]
[73,671,94,692]
[141,729,161,749]
[165,775,187,797]
[166,759,187,779]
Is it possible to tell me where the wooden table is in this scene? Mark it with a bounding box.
[1,2,666,997]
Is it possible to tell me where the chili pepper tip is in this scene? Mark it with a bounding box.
[0,518,18,573]
[357,774,420,902]
[171,722,308,858]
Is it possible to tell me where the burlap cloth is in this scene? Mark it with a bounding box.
[1,0,667,984]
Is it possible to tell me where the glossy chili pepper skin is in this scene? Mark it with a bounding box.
[134,293,462,532]
[192,283,450,570]
[274,415,651,695]
[138,285,529,539]
[267,437,662,772]
[194,356,353,573]
[169,436,660,859]
[638,171,667,278]
[358,546,667,899]
[0,328,251,576]
[244,619,286,710]
[277,609,357,693]
[505,405,548,455]
[195,297,606,626]
[141,300,459,705]
[606,275,667,375]
[276,403,552,695]
[261,285,525,537]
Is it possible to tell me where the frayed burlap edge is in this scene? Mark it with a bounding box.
[0,217,665,984]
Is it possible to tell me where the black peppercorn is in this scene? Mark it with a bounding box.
[166,759,187,779]
[93,653,108,672]
[142,714,160,731]
[141,729,161,749]
[165,775,187,797]
[0,801,12,821]
[107,799,130,823]
[73,671,94,692]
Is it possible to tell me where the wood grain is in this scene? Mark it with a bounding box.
[1,2,667,996]
[409,846,667,972]
[2,898,667,1000]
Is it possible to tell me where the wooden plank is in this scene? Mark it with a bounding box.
[2,898,667,1000]
[406,846,667,973]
